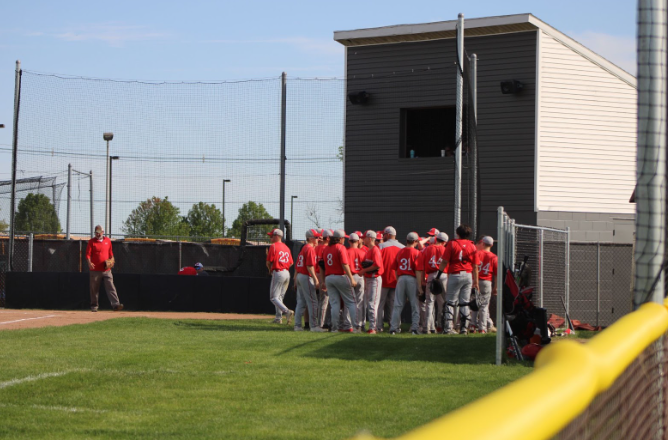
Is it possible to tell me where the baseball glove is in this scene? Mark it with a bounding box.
[467,288,482,312]
[105,257,115,270]
[429,278,444,295]
[361,260,374,268]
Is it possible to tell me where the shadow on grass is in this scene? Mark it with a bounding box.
[173,321,293,332]
[300,335,497,365]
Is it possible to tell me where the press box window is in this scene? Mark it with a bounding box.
[400,106,465,158]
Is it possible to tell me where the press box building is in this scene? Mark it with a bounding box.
[334,14,636,242]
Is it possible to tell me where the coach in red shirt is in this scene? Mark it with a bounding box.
[377,226,404,332]
[86,225,123,312]
[437,224,480,335]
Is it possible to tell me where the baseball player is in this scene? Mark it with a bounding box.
[294,229,326,332]
[358,230,384,334]
[320,229,358,332]
[419,231,448,333]
[475,236,498,333]
[266,228,294,325]
[437,224,480,334]
[377,226,403,332]
[345,232,366,332]
[86,225,123,312]
[390,232,424,335]
[315,229,332,328]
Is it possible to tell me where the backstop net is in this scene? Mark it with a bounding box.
[10,72,344,242]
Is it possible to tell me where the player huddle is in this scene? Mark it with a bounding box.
[266,224,498,335]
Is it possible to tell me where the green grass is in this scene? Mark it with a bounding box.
[0,318,532,439]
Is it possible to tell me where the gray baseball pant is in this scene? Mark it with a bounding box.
[90,270,121,308]
[376,287,395,331]
[342,274,365,330]
[477,280,493,332]
[270,270,290,318]
[425,272,447,332]
[390,275,419,333]
[444,273,472,332]
[295,273,319,329]
[316,290,329,327]
[364,277,381,331]
[325,274,357,332]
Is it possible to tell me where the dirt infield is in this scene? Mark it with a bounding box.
[0,309,271,331]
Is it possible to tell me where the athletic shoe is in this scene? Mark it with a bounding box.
[311,327,326,332]
[271,318,283,324]
[294,327,304,332]
[285,310,295,325]
[411,330,419,335]
[443,329,457,335]
[91,306,98,312]
[113,304,124,312]
[339,328,353,333]
[469,324,477,333]
[459,328,468,335]
[429,330,436,334]
[390,330,396,335]
[352,328,362,334]
[304,325,310,330]
[479,330,487,334]
[488,326,497,333]
[436,327,443,333]
[366,329,377,334]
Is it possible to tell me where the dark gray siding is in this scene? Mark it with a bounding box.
[344,32,537,238]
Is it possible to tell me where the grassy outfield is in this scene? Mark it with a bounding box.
[0,318,532,439]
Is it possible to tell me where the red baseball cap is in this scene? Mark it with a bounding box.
[376,232,383,240]
[354,230,363,237]
[267,228,284,237]
[427,228,440,236]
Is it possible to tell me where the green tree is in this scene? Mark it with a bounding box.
[228,201,273,238]
[337,145,344,162]
[15,193,61,233]
[122,196,190,239]
[186,202,224,239]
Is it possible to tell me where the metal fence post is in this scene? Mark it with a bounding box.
[28,233,33,272]
[496,206,505,366]
[597,242,601,327]
[178,241,182,270]
[9,60,22,272]
[539,229,544,308]
[279,72,287,235]
[66,164,72,240]
[566,227,571,317]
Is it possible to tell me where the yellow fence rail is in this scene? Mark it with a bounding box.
[355,300,668,440]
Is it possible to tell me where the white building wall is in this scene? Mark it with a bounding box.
[536,31,637,214]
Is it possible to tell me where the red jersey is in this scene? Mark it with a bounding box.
[314,243,327,263]
[267,242,293,271]
[420,245,446,274]
[347,247,367,274]
[476,250,498,281]
[362,245,384,278]
[322,243,350,276]
[380,245,401,287]
[86,237,114,272]
[395,247,423,277]
[442,239,480,274]
[178,266,197,276]
[296,244,317,276]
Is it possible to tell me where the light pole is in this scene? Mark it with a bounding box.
[291,195,298,231]
[222,179,231,237]
[103,132,113,233]
[109,156,119,237]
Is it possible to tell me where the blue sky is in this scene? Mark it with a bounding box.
[0,0,637,234]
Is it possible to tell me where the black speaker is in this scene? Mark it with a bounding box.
[347,91,370,105]
[500,80,524,94]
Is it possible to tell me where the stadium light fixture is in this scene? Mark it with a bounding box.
[500,80,524,94]
[103,132,114,233]
[347,91,370,105]
[0,124,5,128]
[222,179,231,237]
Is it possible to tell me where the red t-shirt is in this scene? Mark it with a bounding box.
[322,243,350,276]
[86,237,114,272]
[380,245,401,287]
[395,247,423,277]
[442,239,480,274]
[314,243,327,263]
[363,245,384,278]
[178,267,197,276]
[421,245,446,274]
[296,244,317,276]
[267,242,293,271]
[476,250,498,281]
[347,247,367,274]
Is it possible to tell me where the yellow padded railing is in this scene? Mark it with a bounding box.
[354,300,668,440]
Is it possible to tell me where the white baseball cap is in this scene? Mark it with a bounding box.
[267,228,284,237]
[332,229,348,239]
[481,236,494,246]
[305,229,321,239]
[322,229,333,238]
[348,233,360,241]
[365,230,376,239]
[436,232,449,242]
[384,226,397,236]
[406,232,419,242]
